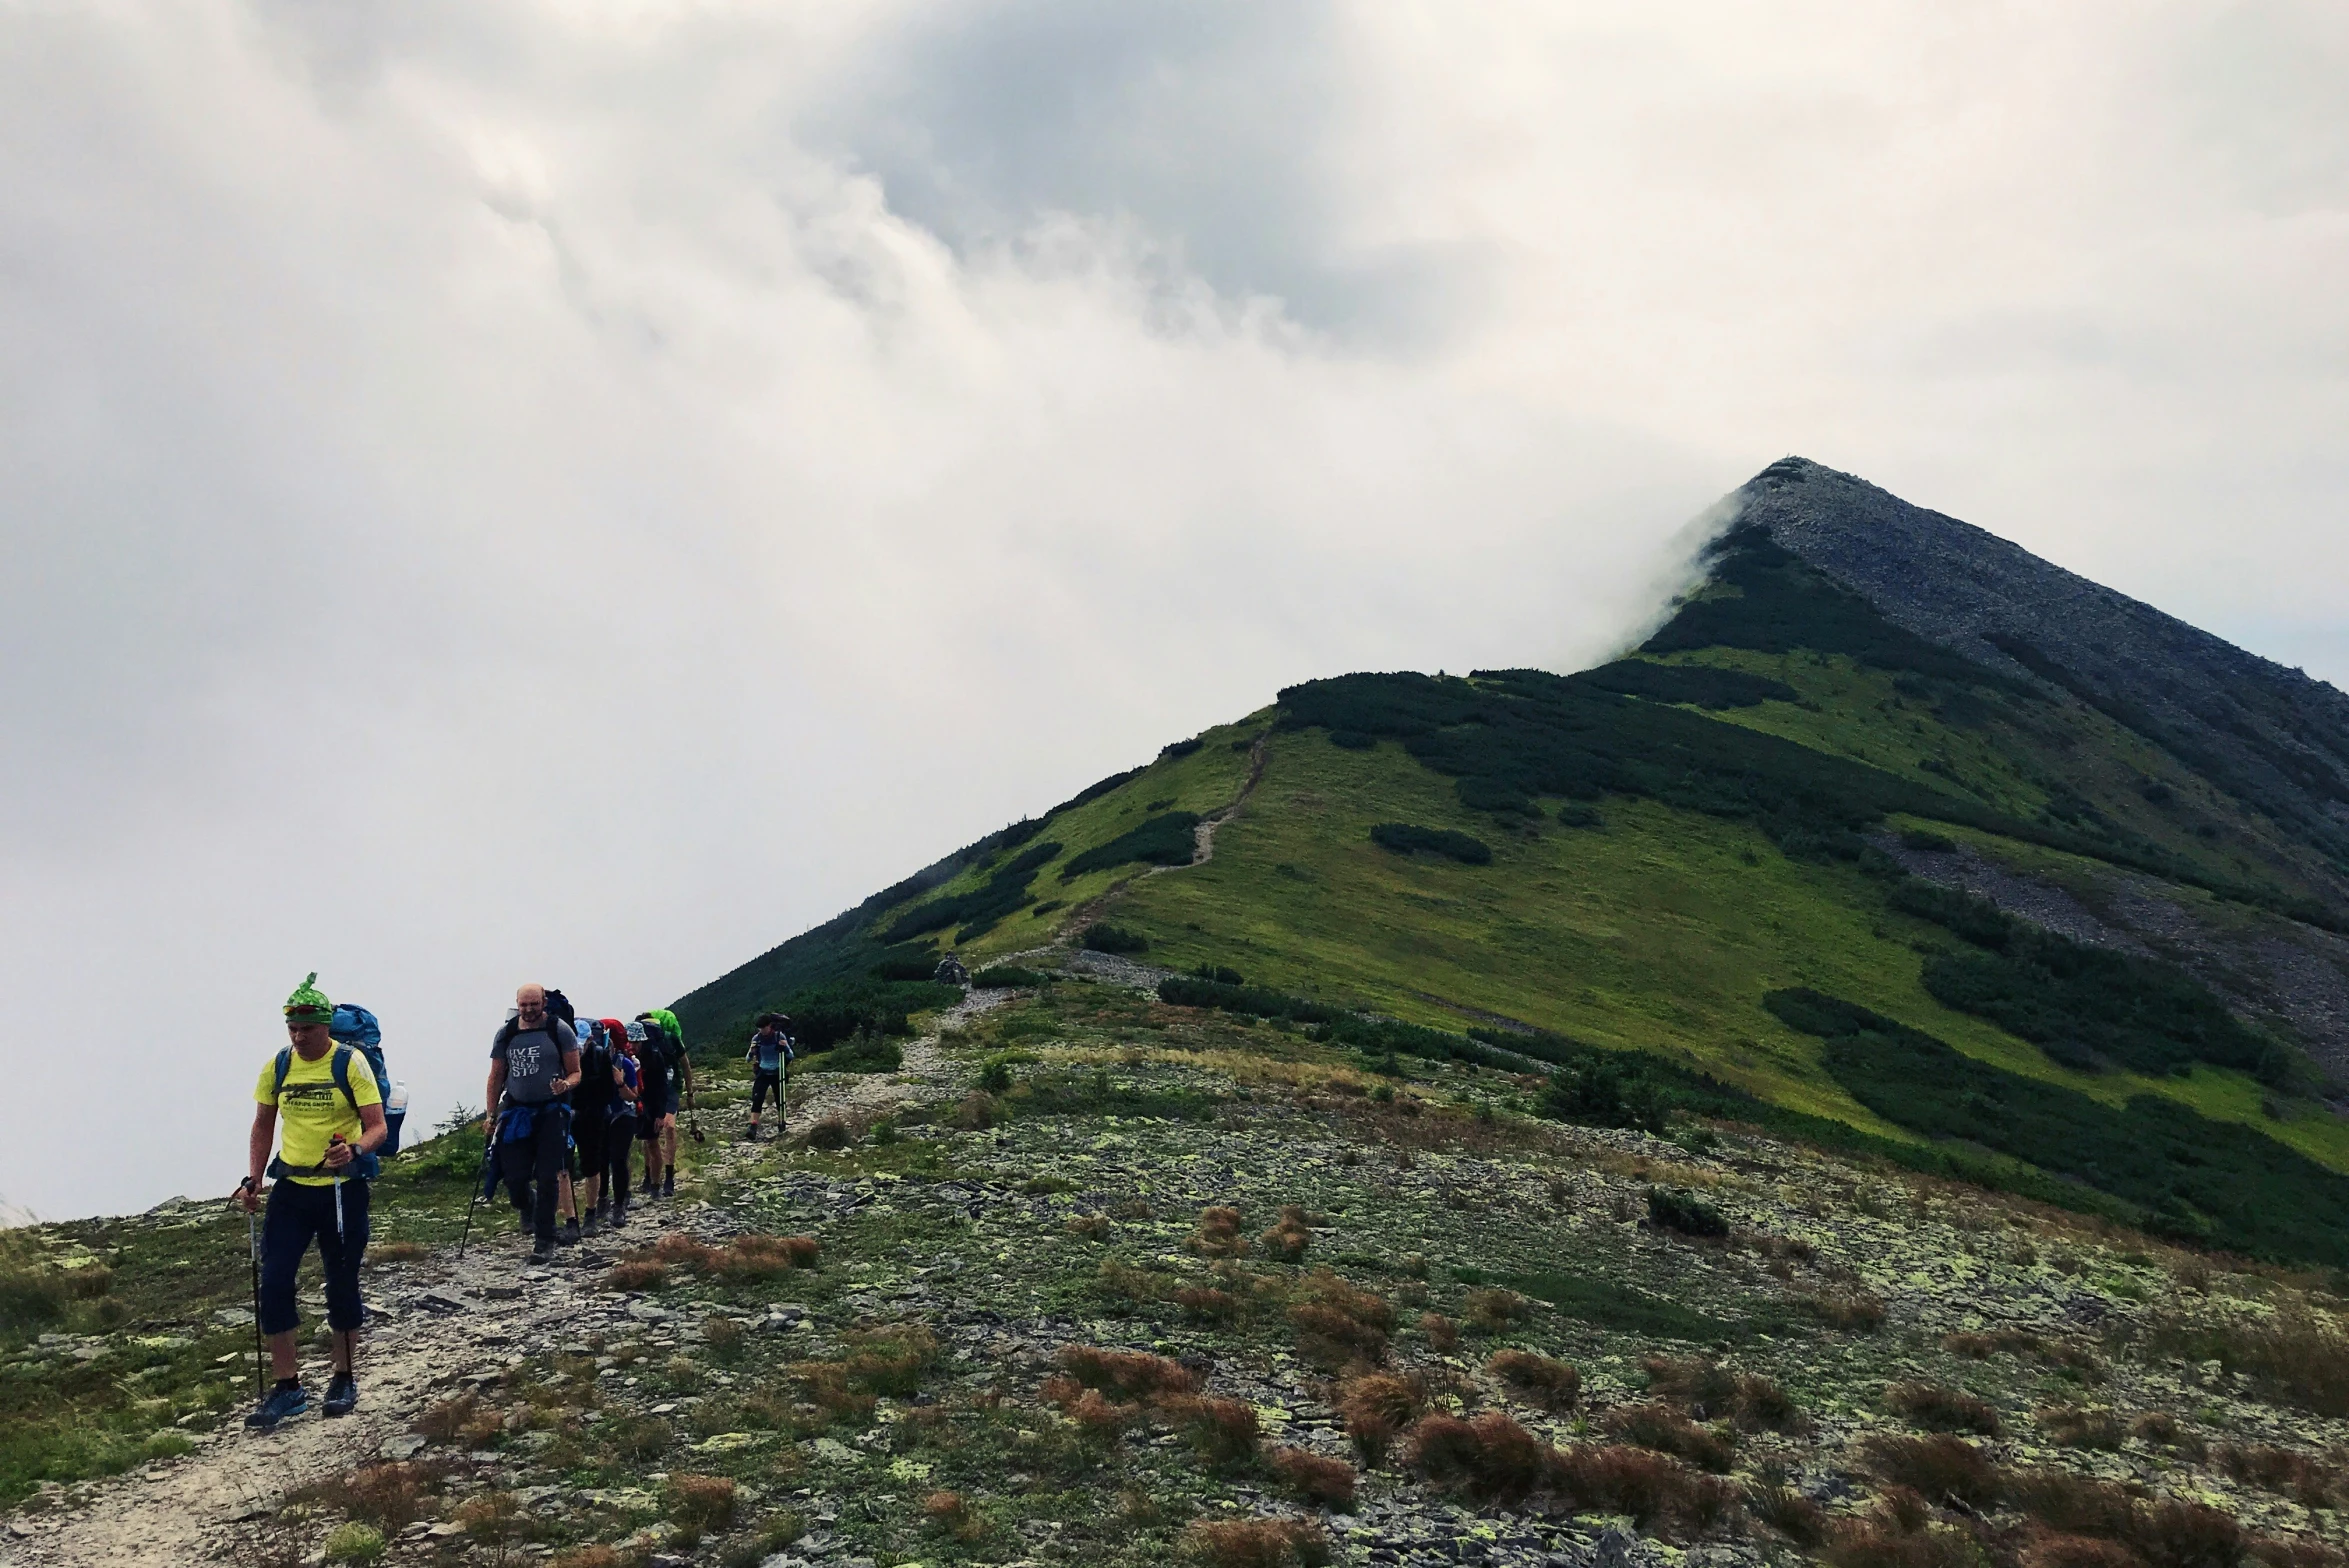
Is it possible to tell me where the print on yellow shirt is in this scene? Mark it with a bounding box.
[254,1047,382,1186]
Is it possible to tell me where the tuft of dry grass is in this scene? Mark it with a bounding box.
[1178,1286,1239,1324]
[1164,1394,1262,1466]
[1058,1345,1201,1402]
[1605,1403,1736,1472]
[1488,1350,1580,1413]
[1461,1287,1531,1335]
[805,1116,853,1150]
[1747,1479,1827,1546]
[666,1473,737,1540]
[412,1392,502,1449]
[1180,1516,1331,1568]
[1258,1206,1313,1264]
[371,1241,428,1265]
[1551,1445,1739,1535]
[1269,1447,1356,1510]
[1065,1212,1112,1241]
[2036,1406,2127,1451]
[604,1258,668,1291]
[1863,1436,2000,1509]
[1887,1381,2003,1437]
[1289,1271,1394,1370]
[1411,1412,1549,1505]
[1945,1327,2106,1382]
[1190,1206,1249,1258]
[2146,1311,2349,1417]
[2215,1444,2342,1508]
[1641,1356,1802,1432]
[286,1460,446,1531]
[1809,1289,1888,1332]
[1338,1371,1425,1467]
[1419,1312,1459,1352]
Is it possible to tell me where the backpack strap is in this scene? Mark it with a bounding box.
[329,1045,356,1114]
[271,1048,294,1102]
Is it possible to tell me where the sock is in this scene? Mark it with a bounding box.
[274,1377,300,1392]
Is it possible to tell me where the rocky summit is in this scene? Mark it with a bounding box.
[7,462,2349,1568]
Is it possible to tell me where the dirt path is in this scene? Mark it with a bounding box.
[0,997,1000,1568]
[1058,729,1272,942]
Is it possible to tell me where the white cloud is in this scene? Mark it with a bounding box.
[1,0,2344,1215]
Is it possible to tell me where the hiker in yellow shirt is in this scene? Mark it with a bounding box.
[235,973,387,1430]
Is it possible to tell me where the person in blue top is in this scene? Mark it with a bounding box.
[743,1013,794,1142]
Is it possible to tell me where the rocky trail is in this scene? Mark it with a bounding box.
[0,996,1004,1568]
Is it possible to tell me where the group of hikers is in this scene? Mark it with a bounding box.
[235,972,798,1431]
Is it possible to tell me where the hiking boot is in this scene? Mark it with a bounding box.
[560,1218,581,1247]
[582,1210,601,1238]
[609,1204,628,1230]
[741,1125,758,1142]
[322,1372,358,1418]
[662,1170,676,1199]
[530,1243,554,1266]
[245,1381,308,1431]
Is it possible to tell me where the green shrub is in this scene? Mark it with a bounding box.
[1542,1058,1671,1135]
[1329,730,1378,750]
[1456,776,1535,815]
[1060,814,1201,880]
[884,842,1063,943]
[1189,963,1246,986]
[1082,924,1150,955]
[808,1030,903,1075]
[1556,804,1604,829]
[323,1523,386,1564]
[971,966,1048,989]
[1160,738,1204,759]
[1646,1187,1728,1239]
[1572,659,1797,709]
[1767,987,2349,1266]
[1369,823,1492,865]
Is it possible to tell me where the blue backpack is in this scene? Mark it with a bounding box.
[328,1003,407,1157]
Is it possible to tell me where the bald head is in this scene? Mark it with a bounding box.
[516,984,546,1022]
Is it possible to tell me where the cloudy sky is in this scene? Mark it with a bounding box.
[4,0,2345,1218]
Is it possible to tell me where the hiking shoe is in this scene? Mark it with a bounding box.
[560,1218,581,1247]
[582,1211,601,1238]
[245,1382,308,1431]
[741,1125,757,1142]
[609,1205,628,1230]
[322,1373,358,1418]
[530,1243,554,1266]
[662,1172,676,1198]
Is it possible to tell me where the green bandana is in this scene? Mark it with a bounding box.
[283,971,334,1027]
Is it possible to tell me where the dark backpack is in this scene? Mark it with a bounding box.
[544,989,577,1028]
[268,1046,383,1180]
[574,1032,614,1109]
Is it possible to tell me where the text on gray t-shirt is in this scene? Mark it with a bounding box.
[493,1019,577,1107]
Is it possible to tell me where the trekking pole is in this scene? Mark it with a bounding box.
[243,1193,265,1401]
[458,1130,490,1258]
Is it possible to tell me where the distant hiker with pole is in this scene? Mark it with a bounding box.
[484,983,581,1265]
[605,1021,642,1229]
[744,1013,794,1142]
[236,973,387,1430]
[635,1010,695,1200]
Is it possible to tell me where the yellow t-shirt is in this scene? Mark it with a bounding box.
[255,1047,382,1186]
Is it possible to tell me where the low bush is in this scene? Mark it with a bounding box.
[1887,1381,2002,1436]
[289,1460,446,1531]
[1191,963,1247,985]
[1641,1356,1800,1431]
[322,1522,386,1564]
[1488,1350,1581,1412]
[1065,1212,1112,1241]
[1178,1286,1239,1323]
[1419,1312,1460,1352]
[1082,923,1151,955]
[1369,823,1493,865]
[1290,1270,1395,1369]
[1557,804,1605,829]
[971,966,1049,989]
[413,1393,502,1449]
[805,1116,854,1150]
[2215,1444,2340,1507]
[1063,814,1201,880]
[1647,1187,1729,1238]
[1552,1444,1737,1534]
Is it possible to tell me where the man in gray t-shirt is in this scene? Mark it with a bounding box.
[483,984,581,1262]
